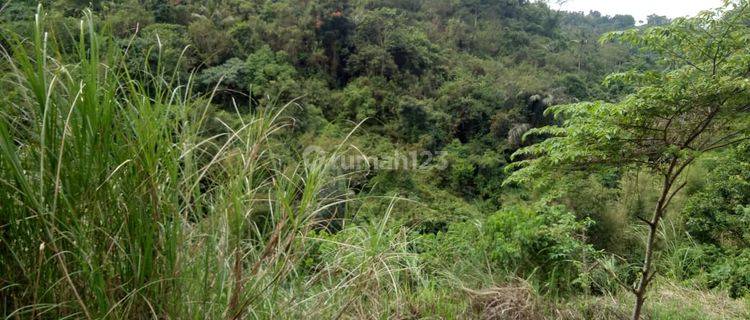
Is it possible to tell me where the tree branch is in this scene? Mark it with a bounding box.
[637,215,654,227]
[702,137,750,152]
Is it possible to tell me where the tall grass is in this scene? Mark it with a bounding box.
[0,7,458,319]
[0,7,351,319]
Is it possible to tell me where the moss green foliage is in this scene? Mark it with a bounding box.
[1,1,750,319]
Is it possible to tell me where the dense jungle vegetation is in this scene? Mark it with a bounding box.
[1,0,749,319]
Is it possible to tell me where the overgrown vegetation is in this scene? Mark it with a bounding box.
[1,1,749,319]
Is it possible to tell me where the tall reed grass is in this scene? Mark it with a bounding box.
[0,6,423,319]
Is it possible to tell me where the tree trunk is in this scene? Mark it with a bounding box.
[630,173,674,320]
[631,215,659,320]
[632,293,646,320]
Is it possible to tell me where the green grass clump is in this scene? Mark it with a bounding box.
[0,7,341,319]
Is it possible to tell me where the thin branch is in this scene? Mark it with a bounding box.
[681,106,720,149]
[702,137,750,152]
[637,216,654,227]
[700,130,745,150]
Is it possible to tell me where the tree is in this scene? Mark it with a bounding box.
[198,45,299,105]
[187,17,231,66]
[645,14,669,26]
[505,2,750,319]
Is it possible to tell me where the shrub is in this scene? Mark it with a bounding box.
[418,205,595,295]
[683,144,750,250]
[675,143,750,297]
[485,206,595,294]
[708,250,750,298]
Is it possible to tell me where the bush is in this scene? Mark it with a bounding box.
[485,206,595,293]
[418,205,595,295]
[708,250,750,298]
[673,143,750,297]
[683,143,750,249]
